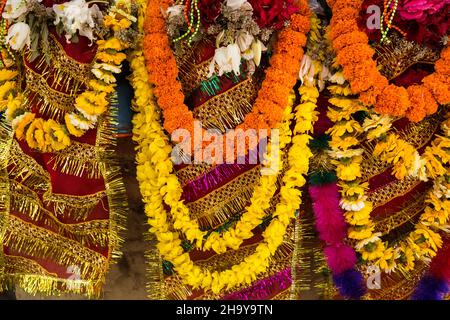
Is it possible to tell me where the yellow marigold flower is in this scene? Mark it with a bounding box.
[103,15,131,31]
[333,155,363,181]
[0,81,16,101]
[412,224,443,252]
[88,79,115,94]
[327,120,362,137]
[348,222,375,240]
[329,135,359,150]
[97,38,123,51]
[92,68,116,84]
[398,244,415,271]
[5,94,24,121]
[96,51,127,65]
[339,181,368,198]
[0,69,17,81]
[345,201,373,225]
[376,247,399,273]
[360,239,385,261]
[15,113,35,140]
[363,114,392,141]
[25,118,47,151]
[64,113,85,138]
[44,119,71,151]
[299,85,319,102]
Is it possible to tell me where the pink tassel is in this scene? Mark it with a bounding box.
[324,244,357,274]
[309,184,347,245]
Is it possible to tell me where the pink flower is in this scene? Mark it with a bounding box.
[399,0,450,22]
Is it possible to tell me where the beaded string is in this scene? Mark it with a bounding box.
[173,0,201,46]
[380,0,406,43]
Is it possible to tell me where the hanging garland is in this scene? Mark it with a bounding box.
[326,78,450,275]
[143,0,311,160]
[131,3,317,292]
[326,0,450,122]
[2,0,136,153]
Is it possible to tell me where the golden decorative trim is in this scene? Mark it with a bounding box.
[374,193,426,236]
[7,140,51,191]
[193,77,259,132]
[176,163,212,187]
[43,189,107,222]
[368,178,422,210]
[4,255,57,277]
[375,33,440,81]
[4,216,107,279]
[145,233,167,300]
[23,68,76,121]
[0,124,13,284]
[187,166,262,228]
[96,92,128,261]
[168,223,295,300]
[49,142,105,180]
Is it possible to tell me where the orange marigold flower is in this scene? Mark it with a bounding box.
[423,74,450,106]
[375,85,410,117]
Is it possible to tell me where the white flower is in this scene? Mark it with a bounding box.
[6,22,30,51]
[53,0,102,44]
[408,151,426,179]
[299,54,314,85]
[329,71,346,85]
[2,0,30,21]
[166,4,184,18]
[236,32,254,52]
[93,63,122,74]
[251,40,266,66]
[11,112,30,129]
[68,113,96,130]
[208,43,241,77]
[340,195,367,212]
[327,148,364,159]
[226,0,249,10]
[355,233,382,251]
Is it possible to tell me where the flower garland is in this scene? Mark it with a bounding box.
[326,77,450,274]
[132,6,316,292]
[326,0,450,122]
[3,0,136,153]
[143,0,311,161]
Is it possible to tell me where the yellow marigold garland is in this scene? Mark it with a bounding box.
[3,0,136,153]
[130,0,317,292]
[328,80,450,273]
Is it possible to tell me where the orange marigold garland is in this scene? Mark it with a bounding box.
[326,0,450,122]
[143,0,311,161]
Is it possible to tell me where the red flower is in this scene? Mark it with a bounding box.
[198,0,222,28]
[248,0,299,29]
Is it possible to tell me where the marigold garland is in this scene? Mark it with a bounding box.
[131,3,317,292]
[326,0,450,122]
[327,80,450,274]
[2,0,135,153]
[143,0,311,161]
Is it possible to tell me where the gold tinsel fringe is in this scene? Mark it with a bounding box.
[144,233,167,300]
[0,274,101,298]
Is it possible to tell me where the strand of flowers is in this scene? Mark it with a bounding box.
[133,27,296,254]
[3,0,135,152]
[325,0,450,122]
[347,112,450,275]
[143,0,311,161]
[131,29,316,293]
[309,79,370,299]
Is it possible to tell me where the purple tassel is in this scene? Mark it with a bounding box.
[412,276,449,300]
[333,269,366,299]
